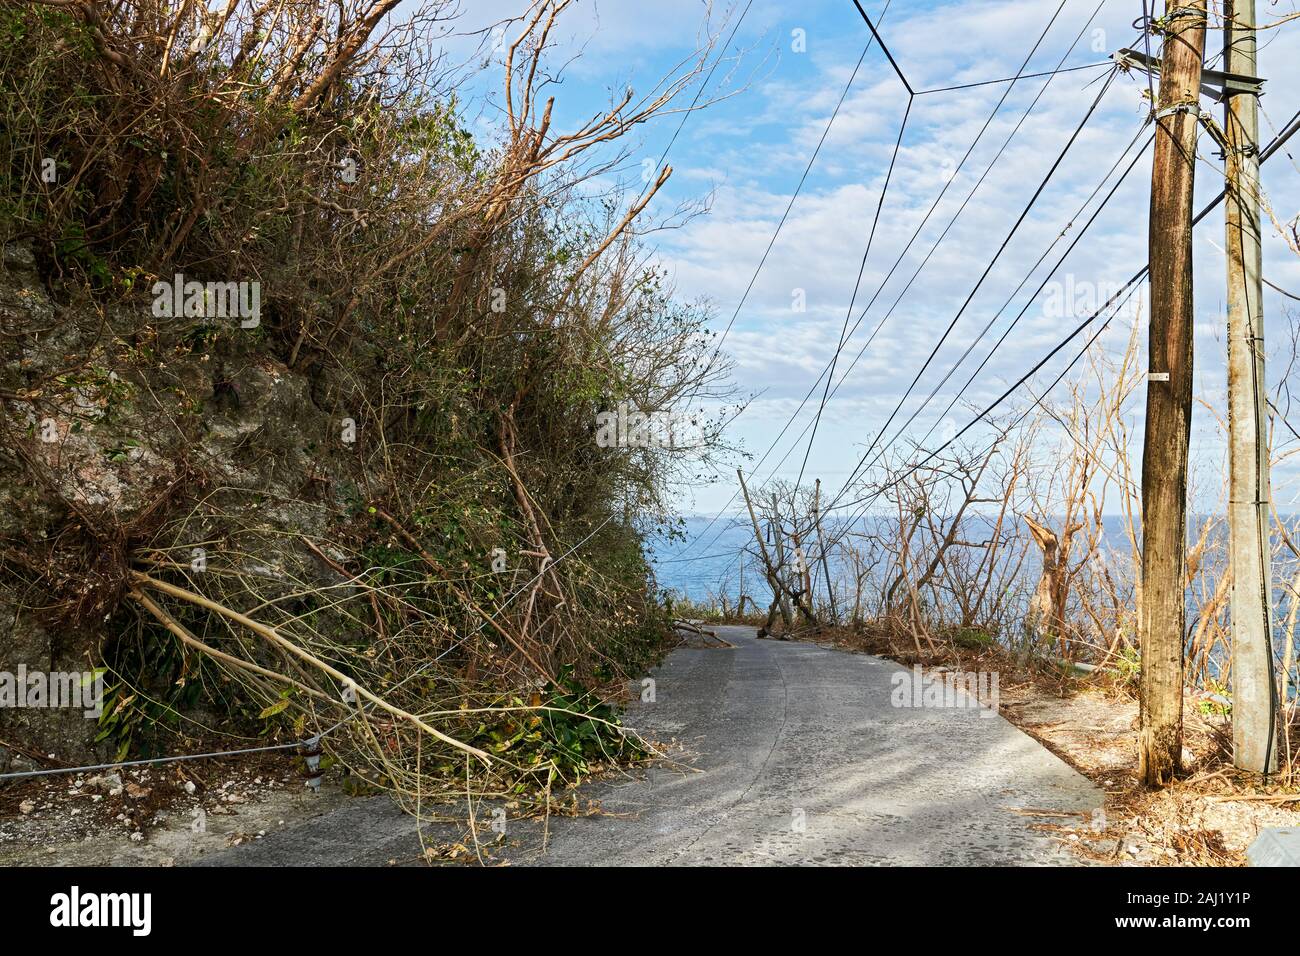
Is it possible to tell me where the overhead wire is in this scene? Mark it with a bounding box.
[693,0,896,380]
[816,103,1300,542]
[791,0,1093,499]
[675,0,1106,559]
[882,120,1155,472]
[795,95,914,489]
[821,65,1123,515]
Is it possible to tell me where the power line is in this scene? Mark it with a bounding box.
[1264,276,1300,301]
[808,126,1155,559]
[675,0,1107,559]
[0,733,341,782]
[639,0,756,194]
[779,1,1109,485]
[827,276,1145,522]
[794,0,1074,493]
[696,0,896,380]
[671,4,901,560]
[652,549,743,564]
[823,65,1121,515]
[884,121,1155,470]
[915,59,1111,95]
[851,0,913,93]
[820,103,1300,530]
[1136,0,1159,109]
[795,94,914,489]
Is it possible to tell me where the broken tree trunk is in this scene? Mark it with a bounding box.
[1024,515,1083,657]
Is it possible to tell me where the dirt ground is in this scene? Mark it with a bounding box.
[0,751,352,866]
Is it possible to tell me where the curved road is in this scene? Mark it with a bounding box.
[198,626,1100,866]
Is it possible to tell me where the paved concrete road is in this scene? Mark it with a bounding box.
[196,626,1100,866]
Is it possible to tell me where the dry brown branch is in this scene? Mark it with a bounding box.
[129,570,492,762]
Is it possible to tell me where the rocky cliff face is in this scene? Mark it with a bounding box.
[0,242,365,770]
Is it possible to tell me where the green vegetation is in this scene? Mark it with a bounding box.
[0,0,737,801]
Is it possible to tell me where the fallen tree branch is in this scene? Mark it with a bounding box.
[129,570,491,763]
[372,506,554,682]
[128,588,334,705]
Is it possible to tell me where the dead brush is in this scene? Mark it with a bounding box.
[1,0,746,821]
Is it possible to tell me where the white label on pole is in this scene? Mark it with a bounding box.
[1148,372,1170,382]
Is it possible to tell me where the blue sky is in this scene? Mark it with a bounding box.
[436,0,1300,519]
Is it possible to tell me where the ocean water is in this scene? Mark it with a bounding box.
[646,514,1147,607]
[648,512,1297,624]
[647,514,1300,698]
[646,518,759,604]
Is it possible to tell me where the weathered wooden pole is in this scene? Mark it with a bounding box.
[814,479,839,624]
[1139,0,1207,787]
[770,493,794,627]
[738,469,789,633]
[1223,0,1277,773]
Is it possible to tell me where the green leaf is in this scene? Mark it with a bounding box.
[258,699,290,719]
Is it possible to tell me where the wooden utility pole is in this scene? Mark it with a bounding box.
[1139,0,1207,787]
[1223,0,1277,772]
[791,526,811,598]
[738,469,790,633]
[813,479,839,624]
[770,493,794,626]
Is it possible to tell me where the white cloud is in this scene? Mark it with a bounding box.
[420,0,1300,514]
